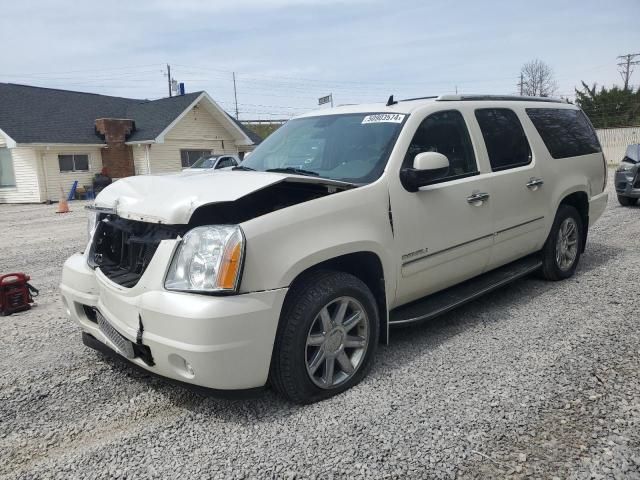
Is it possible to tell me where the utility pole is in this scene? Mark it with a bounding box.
[518,73,524,96]
[233,72,239,120]
[617,53,640,90]
[167,64,172,97]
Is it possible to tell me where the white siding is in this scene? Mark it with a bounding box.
[132,144,149,175]
[41,148,103,202]
[148,104,239,174]
[0,147,42,203]
[596,126,640,165]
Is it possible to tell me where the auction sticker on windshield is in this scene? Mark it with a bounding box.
[361,113,405,124]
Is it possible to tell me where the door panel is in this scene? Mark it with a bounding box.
[392,175,494,306]
[473,108,548,268]
[488,165,547,267]
[390,109,494,307]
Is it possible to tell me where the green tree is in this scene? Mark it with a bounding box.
[575,82,640,128]
[244,122,282,140]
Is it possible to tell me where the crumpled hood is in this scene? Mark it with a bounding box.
[94,170,349,224]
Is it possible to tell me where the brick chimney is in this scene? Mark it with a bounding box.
[95,118,136,178]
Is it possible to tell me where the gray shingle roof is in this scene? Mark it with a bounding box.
[0,83,260,145]
[226,113,264,145]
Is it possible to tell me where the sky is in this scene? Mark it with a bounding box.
[1,0,639,120]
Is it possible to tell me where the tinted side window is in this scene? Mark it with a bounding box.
[404,110,477,179]
[180,149,211,168]
[475,109,532,171]
[526,108,601,159]
[216,158,235,169]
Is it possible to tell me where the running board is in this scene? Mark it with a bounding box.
[389,255,542,326]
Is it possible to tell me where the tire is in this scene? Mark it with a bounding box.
[539,204,583,281]
[270,270,379,404]
[618,195,638,207]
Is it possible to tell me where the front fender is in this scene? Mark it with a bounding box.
[239,182,396,297]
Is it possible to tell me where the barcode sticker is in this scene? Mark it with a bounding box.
[362,114,405,124]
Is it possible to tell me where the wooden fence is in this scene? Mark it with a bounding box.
[596,126,640,164]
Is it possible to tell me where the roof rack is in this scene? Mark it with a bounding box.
[400,95,438,102]
[436,94,567,103]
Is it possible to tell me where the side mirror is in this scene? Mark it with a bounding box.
[400,152,450,192]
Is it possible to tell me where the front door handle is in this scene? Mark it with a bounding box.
[526,177,544,190]
[466,192,490,206]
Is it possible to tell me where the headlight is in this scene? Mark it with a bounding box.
[165,225,245,293]
[617,162,634,172]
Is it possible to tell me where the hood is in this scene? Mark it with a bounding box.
[624,144,640,163]
[94,170,351,224]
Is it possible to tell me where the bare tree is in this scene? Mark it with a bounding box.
[518,59,558,97]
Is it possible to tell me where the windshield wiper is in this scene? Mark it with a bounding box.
[266,167,319,177]
[232,165,256,171]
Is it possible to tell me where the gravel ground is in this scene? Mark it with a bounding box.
[0,176,639,479]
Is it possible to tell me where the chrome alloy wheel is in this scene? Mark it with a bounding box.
[555,217,579,271]
[305,296,369,389]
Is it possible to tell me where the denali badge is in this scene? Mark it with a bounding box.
[402,248,428,262]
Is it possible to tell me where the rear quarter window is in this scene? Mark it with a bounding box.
[526,108,601,159]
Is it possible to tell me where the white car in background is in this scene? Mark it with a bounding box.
[188,155,239,170]
[61,94,608,404]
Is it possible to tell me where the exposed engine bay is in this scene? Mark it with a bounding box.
[188,180,351,226]
[89,180,353,287]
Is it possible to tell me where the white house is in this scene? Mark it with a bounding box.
[0,84,262,203]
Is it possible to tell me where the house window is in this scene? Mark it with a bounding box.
[58,154,89,172]
[0,147,16,187]
[180,149,212,168]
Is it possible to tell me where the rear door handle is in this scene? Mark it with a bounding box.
[526,177,544,190]
[466,192,490,205]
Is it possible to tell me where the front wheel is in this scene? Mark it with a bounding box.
[270,270,379,404]
[618,195,638,207]
[539,205,583,281]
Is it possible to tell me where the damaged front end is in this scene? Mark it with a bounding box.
[187,179,351,225]
[88,215,185,288]
[87,178,355,289]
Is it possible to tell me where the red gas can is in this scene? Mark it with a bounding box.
[0,273,38,316]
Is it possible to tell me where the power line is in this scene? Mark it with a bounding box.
[617,53,640,90]
[1,64,164,76]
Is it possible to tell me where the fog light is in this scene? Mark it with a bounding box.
[168,353,195,379]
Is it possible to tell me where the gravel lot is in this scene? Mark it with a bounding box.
[1,176,639,479]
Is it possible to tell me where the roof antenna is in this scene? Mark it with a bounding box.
[386,95,397,106]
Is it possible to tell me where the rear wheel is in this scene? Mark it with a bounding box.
[540,205,583,281]
[618,195,638,207]
[270,270,379,404]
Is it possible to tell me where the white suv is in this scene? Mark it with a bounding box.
[61,95,608,403]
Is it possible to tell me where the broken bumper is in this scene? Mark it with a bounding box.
[614,170,640,198]
[60,250,287,390]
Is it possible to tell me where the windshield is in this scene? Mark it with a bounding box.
[190,156,219,168]
[623,144,639,164]
[240,113,405,183]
